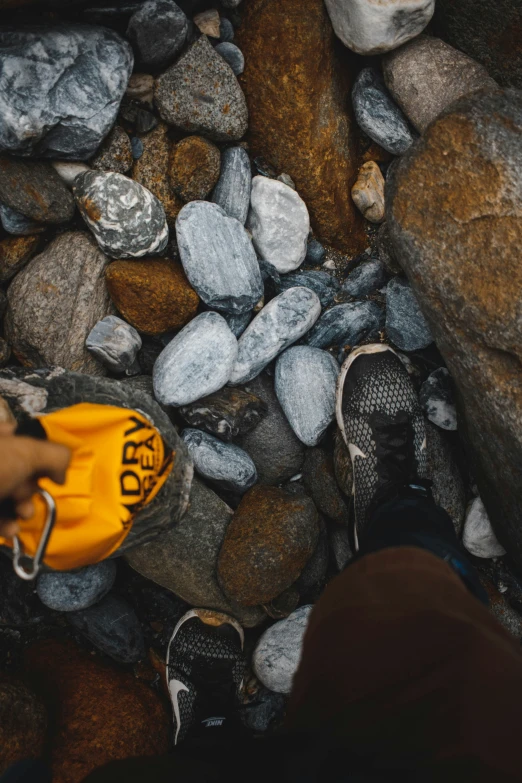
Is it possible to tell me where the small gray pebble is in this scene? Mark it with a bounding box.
[219,17,235,42]
[36,561,117,612]
[342,259,388,297]
[211,146,252,225]
[276,270,339,308]
[215,42,244,76]
[305,301,384,349]
[352,68,415,156]
[131,136,144,159]
[86,315,142,373]
[305,238,326,266]
[181,427,257,492]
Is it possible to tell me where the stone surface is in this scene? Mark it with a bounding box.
[5,232,112,375]
[352,161,386,223]
[132,122,183,228]
[218,486,319,605]
[0,204,44,236]
[126,73,154,105]
[219,17,235,42]
[0,157,75,224]
[153,311,237,406]
[237,373,305,484]
[86,315,142,373]
[383,36,497,134]
[237,0,366,255]
[194,9,221,37]
[295,525,329,596]
[376,221,402,275]
[0,26,133,160]
[240,686,286,734]
[181,427,257,492]
[275,347,339,447]
[169,136,221,202]
[385,277,433,351]
[252,605,312,694]
[303,448,349,524]
[105,258,199,336]
[247,176,310,273]
[305,238,326,266]
[330,525,353,570]
[91,126,133,174]
[126,477,265,627]
[176,200,262,314]
[0,339,10,369]
[342,259,388,297]
[0,235,40,283]
[463,496,507,559]
[305,300,383,349]
[325,0,434,55]
[211,146,252,224]
[352,68,414,155]
[230,288,321,385]
[74,171,168,259]
[386,90,522,565]
[333,426,353,497]
[0,679,46,776]
[67,595,145,664]
[215,42,244,76]
[223,310,252,337]
[36,561,117,612]
[179,386,267,441]
[127,0,188,69]
[275,270,340,308]
[425,423,466,535]
[420,367,457,431]
[24,639,169,783]
[51,161,90,188]
[155,36,248,142]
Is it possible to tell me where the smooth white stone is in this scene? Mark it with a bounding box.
[463,497,506,559]
[253,605,312,694]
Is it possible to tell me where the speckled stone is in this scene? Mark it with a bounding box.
[211,146,252,224]
[131,122,183,229]
[305,300,383,349]
[252,605,312,694]
[0,157,75,224]
[176,200,262,315]
[74,171,168,259]
[385,277,433,351]
[36,561,117,612]
[463,496,507,559]
[127,0,188,69]
[0,205,45,236]
[247,176,310,273]
[425,422,466,534]
[67,595,145,664]
[230,287,321,385]
[420,367,457,431]
[342,259,388,297]
[86,315,142,373]
[153,312,238,406]
[215,42,244,75]
[180,386,267,441]
[181,428,257,492]
[275,270,340,308]
[91,126,133,174]
[275,346,339,446]
[169,136,221,202]
[352,68,414,155]
[0,235,40,283]
[155,36,248,142]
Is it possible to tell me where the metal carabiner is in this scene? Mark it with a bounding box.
[12,489,56,581]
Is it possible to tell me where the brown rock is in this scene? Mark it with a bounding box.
[387,90,522,567]
[0,157,75,224]
[169,136,221,202]
[132,123,183,228]
[0,678,46,775]
[303,448,349,524]
[91,126,133,174]
[24,639,169,783]
[236,0,366,255]
[179,386,268,441]
[351,161,385,224]
[193,9,221,38]
[105,258,199,336]
[218,485,320,606]
[0,235,40,283]
[333,427,353,498]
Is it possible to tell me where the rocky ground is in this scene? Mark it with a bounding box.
[0,0,521,780]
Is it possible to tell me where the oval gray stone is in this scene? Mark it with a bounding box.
[153,312,238,406]
[86,315,142,374]
[352,68,415,156]
[385,277,433,351]
[176,200,262,314]
[253,605,312,694]
[67,594,145,664]
[275,346,339,447]
[211,146,252,225]
[181,428,257,492]
[275,270,340,309]
[127,0,188,70]
[341,259,388,297]
[36,561,117,612]
[73,170,168,259]
[230,287,321,385]
[305,300,384,349]
[215,42,244,76]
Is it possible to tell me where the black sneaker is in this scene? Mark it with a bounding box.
[166,608,246,745]
[336,344,428,550]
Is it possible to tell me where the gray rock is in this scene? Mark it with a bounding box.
[86,315,142,374]
[275,346,339,447]
[155,36,248,142]
[240,687,286,734]
[67,595,145,663]
[385,277,433,351]
[0,158,75,224]
[0,26,133,159]
[425,423,466,535]
[302,448,349,524]
[91,126,133,174]
[131,137,144,159]
[215,42,244,75]
[230,288,321,385]
[153,312,238,406]
[237,373,306,484]
[305,238,325,266]
[176,201,262,314]
[126,477,265,627]
[294,525,329,595]
[181,428,257,492]
[211,146,252,224]
[51,161,90,188]
[247,176,310,273]
[36,561,117,612]
[0,338,11,368]
[463,496,507,559]
[352,68,415,155]
[305,300,384,349]
[420,368,457,431]
[342,259,388,297]
[0,205,44,236]
[127,0,188,69]
[383,36,497,133]
[74,171,168,259]
[219,17,235,42]
[275,270,340,308]
[376,222,402,275]
[5,232,112,375]
[180,386,267,441]
[223,310,253,337]
[330,526,353,571]
[253,605,312,694]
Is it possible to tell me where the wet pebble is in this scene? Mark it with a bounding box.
[275,270,340,308]
[181,428,257,492]
[342,259,388,297]
[36,561,117,612]
[86,315,142,374]
[352,68,415,155]
[419,367,457,430]
[385,277,433,351]
[305,300,384,349]
[215,42,244,75]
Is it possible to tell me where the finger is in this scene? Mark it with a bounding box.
[15,498,35,520]
[0,422,15,437]
[0,520,19,538]
[11,478,40,505]
[28,440,71,485]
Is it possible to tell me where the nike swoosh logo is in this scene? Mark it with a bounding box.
[169,678,189,745]
[348,443,367,461]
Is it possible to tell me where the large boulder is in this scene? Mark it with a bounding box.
[387,90,522,566]
[236,0,366,255]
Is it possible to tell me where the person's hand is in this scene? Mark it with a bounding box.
[0,422,71,539]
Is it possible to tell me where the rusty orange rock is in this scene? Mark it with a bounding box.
[105,258,199,336]
[132,122,183,228]
[169,136,221,202]
[236,0,366,256]
[0,234,40,283]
